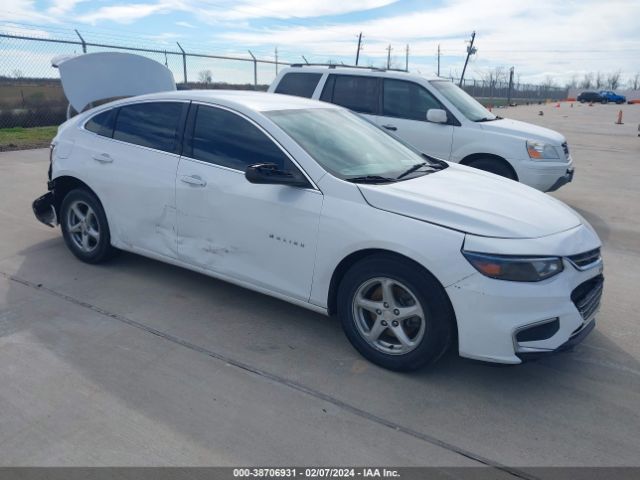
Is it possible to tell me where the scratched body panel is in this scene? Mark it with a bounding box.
[175,157,323,302]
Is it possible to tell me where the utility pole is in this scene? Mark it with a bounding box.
[507,66,514,105]
[459,31,476,87]
[355,32,363,66]
[386,44,392,69]
[275,47,278,75]
[437,44,441,76]
[405,44,409,71]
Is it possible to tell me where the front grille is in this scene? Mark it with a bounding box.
[568,248,601,269]
[571,274,604,321]
[562,142,570,157]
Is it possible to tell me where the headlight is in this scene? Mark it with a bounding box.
[526,140,559,160]
[462,251,563,282]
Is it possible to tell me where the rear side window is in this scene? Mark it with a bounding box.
[85,109,116,137]
[113,102,185,153]
[187,105,291,171]
[383,79,443,121]
[322,75,379,114]
[274,72,322,98]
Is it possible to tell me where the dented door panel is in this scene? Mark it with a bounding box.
[176,158,323,301]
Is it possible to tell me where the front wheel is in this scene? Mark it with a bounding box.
[337,255,454,371]
[60,189,114,264]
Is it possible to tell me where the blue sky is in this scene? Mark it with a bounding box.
[2,0,639,85]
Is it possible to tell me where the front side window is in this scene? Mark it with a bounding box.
[383,79,443,121]
[85,109,116,137]
[322,75,379,114]
[430,80,495,122]
[274,72,322,98]
[113,102,185,153]
[266,108,444,180]
[187,105,291,171]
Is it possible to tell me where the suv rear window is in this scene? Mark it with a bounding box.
[321,75,379,114]
[274,72,322,98]
[113,102,185,153]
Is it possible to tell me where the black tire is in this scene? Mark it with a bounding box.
[466,158,517,180]
[337,254,455,371]
[60,188,114,264]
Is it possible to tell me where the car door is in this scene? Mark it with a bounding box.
[175,103,323,301]
[319,74,380,124]
[375,79,454,160]
[82,100,188,258]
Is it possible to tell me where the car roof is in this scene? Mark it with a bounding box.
[103,89,340,113]
[279,65,442,81]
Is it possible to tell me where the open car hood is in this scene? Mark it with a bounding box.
[52,52,176,112]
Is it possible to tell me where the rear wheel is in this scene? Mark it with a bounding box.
[337,254,454,371]
[466,157,517,180]
[60,189,114,264]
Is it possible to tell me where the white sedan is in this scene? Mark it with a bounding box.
[33,89,604,371]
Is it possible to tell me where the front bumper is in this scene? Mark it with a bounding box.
[546,166,574,192]
[446,250,603,364]
[32,191,57,227]
[514,158,574,192]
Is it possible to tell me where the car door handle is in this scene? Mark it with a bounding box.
[382,124,397,131]
[92,153,113,163]
[180,175,207,187]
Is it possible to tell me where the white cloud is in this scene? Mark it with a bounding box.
[48,0,87,15]
[176,21,196,28]
[215,0,640,81]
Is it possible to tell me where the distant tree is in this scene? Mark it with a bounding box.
[198,69,212,84]
[565,74,578,89]
[580,72,593,89]
[12,69,23,79]
[541,75,556,90]
[594,71,604,89]
[606,70,622,90]
[628,73,640,90]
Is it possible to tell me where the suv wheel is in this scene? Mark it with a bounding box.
[337,254,454,371]
[60,189,114,264]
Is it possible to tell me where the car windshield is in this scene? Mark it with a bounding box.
[430,80,497,122]
[265,108,444,181]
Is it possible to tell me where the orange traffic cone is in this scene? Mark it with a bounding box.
[615,110,623,125]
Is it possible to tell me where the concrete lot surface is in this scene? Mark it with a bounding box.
[0,103,639,470]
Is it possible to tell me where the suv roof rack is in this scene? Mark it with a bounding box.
[288,63,408,73]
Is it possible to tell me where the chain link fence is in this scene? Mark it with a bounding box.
[0,29,285,128]
[1,26,568,128]
[455,77,568,105]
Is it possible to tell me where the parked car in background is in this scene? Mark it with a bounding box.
[269,66,575,192]
[33,53,604,371]
[599,90,626,104]
[577,91,603,103]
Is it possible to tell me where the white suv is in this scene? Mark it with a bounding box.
[269,66,574,192]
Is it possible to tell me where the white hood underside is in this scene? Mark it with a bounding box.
[53,52,176,112]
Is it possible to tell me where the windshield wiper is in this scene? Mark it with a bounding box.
[474,116,499,122]
[396,162,436,180]
[345,175,397,184]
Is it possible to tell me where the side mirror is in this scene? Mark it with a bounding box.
[245,163,310,188]
[426,108,448,124]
